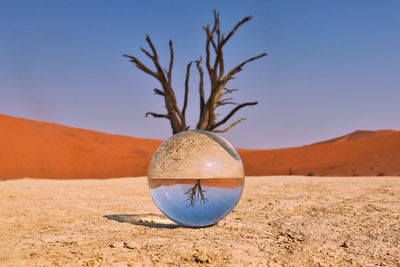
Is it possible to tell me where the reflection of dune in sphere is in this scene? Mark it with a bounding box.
[148,177,244,189]
[148,178,244,227]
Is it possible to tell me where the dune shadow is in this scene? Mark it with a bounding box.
[103,213,181,229]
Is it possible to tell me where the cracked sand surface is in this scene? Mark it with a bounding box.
[1,176,399,266]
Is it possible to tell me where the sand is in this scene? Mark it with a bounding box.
[0,114,161,179]
[1,176,399,266]
[239,130,400,176]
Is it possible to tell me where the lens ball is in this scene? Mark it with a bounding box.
[147,130,245,227]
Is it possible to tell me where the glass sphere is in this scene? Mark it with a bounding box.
[147,130,245,228]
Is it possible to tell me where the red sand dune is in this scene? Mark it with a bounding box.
[1,114,399,178]
[239,130,400,176]
[0,114,161,179]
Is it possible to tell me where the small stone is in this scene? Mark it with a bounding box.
[124,241,139,249]
[340,241,349,248]
[110,241,124,248]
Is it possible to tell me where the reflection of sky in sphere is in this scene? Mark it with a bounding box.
[150,180,243,227]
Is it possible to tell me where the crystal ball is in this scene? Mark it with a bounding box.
[148,130,245,228]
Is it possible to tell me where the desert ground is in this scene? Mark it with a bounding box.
[1,176,399,266]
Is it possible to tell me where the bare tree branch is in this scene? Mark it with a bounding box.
[124,35,187,134]
[145,35,159,61]
[219,97,233,102]
[221,16,252,46]
[203,29,215,81]
[153,88,164,96]
[144,35,169,82]
[212,101,258,130]
[216,97,239,107]
[212,10,219,33]
[198,11,264,132]
[167,40,173,84]
[221,88,238,96]
[213,118,246,133]
[140,47,154,60]
[123,55,158,78]
[218,49,224,80]
[145,112,170,119]
[195,58,205,124]
[224,53,267,82]
[225,88,238,93]
[217,102,238,107]
[182,61,192,119]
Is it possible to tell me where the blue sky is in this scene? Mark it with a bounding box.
[1,0,399,148]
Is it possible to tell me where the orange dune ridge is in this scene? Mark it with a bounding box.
[1,114,399,178]
[0,114,161,179]
[239,130,400,176]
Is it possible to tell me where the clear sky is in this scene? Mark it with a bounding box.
[1,0,399,148]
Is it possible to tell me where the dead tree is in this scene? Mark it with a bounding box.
[123,10,266,134]
[124,11,266,207]
[185,179,208,207]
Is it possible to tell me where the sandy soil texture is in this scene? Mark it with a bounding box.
[1,176,399,266]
